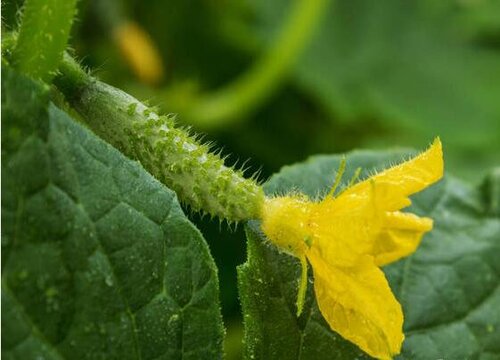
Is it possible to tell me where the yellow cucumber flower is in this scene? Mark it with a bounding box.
[260,138,444,360]
[113,21,164,85]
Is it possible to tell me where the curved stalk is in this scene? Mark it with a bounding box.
[185,0,330,129]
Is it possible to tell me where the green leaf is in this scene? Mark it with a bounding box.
[238,149,500,359]
[1,67,224,359]
[252,0,500,155]
[425,0,500,40]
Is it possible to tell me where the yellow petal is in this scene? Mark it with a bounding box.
[307,201,379,266]
[308,250,404,360]
[329,137,444,213]
[372,211,433,266]
[309,138,443,266]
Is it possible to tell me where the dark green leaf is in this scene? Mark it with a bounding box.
[252,0,500,165]
[239,149,500,359]
[1,67,224,359]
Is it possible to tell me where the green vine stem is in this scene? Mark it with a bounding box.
[12,0,78,83]
[181,0,330,129]
[54,55,265,222]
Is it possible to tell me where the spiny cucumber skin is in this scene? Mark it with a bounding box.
[67,80,264,222]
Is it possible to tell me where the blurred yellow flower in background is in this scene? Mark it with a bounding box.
[113,21,164,85]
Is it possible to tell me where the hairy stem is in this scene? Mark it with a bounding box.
[54,55,264,222]
[12,0,78,82]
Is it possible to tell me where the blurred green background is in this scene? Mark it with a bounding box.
[3,0,500,357]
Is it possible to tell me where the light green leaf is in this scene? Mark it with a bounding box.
[1,67,224,359]
[238,149,500,359]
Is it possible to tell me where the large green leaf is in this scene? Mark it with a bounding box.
[238,149,500,359]
[251,0,500,162]
[1,67,224,359]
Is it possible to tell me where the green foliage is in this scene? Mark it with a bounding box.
[239,149,500,359]
[237,0,500,182]
[1,67,224,359]
[12,0,78,82]
[253,0,500,147]
[2,0,500,358]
